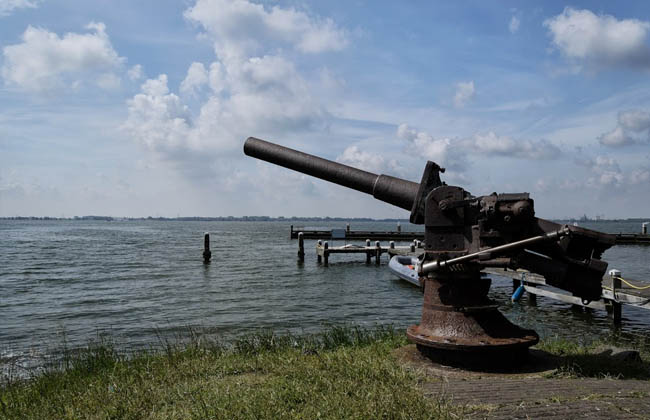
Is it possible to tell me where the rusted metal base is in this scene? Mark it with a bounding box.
[407,271,538,369]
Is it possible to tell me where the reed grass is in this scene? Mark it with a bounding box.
[0,325,460,419]
[3,325,649,419]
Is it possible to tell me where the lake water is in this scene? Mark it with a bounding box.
[1,219,649,374]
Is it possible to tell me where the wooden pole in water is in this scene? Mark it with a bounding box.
[528,290,537,305]
[390,241,395,249]
[203,233,212,264]
[397,222,401,233]
[366,239,371,264]
[297,232,305,262]
[375,241,381,265]
[346,223,350,234]
[324,241,329,266]
[317,240,322,263]
[610,269,622,324]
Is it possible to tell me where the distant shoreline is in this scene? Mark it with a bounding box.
[0,216,406,222]
[1,216,648,223]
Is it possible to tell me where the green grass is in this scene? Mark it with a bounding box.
[4,326,650,419]
[0,325,461,420]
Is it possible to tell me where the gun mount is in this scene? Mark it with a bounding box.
[244,137,616,366]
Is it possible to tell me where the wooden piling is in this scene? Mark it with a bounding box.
[612,275,622,324]
[317,240,322,263]
[346,223,350,233]
[375,241,381,265]
[366,239,371,264]
[643,222,648,235]
[297,232,305,262]
[324,241,329,266]
[410,243,415,252]
[390,241,395,249]
[202,233,211,264]
[512,279,520,294]
[397,222,401,233]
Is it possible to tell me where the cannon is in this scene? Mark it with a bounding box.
[244,137,615,366]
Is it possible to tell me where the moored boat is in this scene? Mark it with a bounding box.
[388,255,421,287]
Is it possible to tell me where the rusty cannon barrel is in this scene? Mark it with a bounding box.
[244,137,419,211]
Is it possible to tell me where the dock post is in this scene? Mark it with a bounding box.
[410,243,415,253]
[366,239,371,264]
[375,241,381,265]
[346,223,350,234]
[512,279,520,293]
[610,269,622,324]
[297,232,305,262]
[390,241,395,249]
[203,233,211,264]
[416,240,422,248]
[324,241,329,266]
[317,240,322,263]
[397,222,401,233]
[290,225,293,239]
[643,222,648,235]
[525,273,536,305]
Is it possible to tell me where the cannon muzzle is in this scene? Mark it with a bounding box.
[244,137,419,211]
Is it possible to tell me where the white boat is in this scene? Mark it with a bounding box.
[388,255,421,287]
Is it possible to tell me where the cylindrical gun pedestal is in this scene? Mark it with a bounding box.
[407,270,538,369]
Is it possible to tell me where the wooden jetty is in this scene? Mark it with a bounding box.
[314,239,424,266]
[291,224,650,244]
[290,224,424,241]
[614,233,650,244]
[486,268,650,324]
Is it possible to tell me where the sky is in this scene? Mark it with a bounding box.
[1,0,649,219]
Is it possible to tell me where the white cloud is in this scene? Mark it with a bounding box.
[509,16,520,34]
[544,7,650,70]
[180,62,209,96]
[336,146,400,174]
[397,124,466,172]
[1,22,125,92]
[598,126,633,147]
[127,64,144,81]
[397,124,561,178]
[125,56,327,167]
[629,168,650,185]
[125,0,341,178]
[618,109,650,132]
[0,0,39,17]
[579,156,624,187]
[453,80,475,108]
[184,0,347,60]
[598,109,650,147]
[124,75,192,152]
[96,73,121,90]
[468,132,561,159]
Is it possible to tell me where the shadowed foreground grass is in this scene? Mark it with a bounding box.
[536,338,650,379]
[0,326,460,419]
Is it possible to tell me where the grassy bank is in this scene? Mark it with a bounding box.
[0,326,460,419]
[2,326,649,419]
